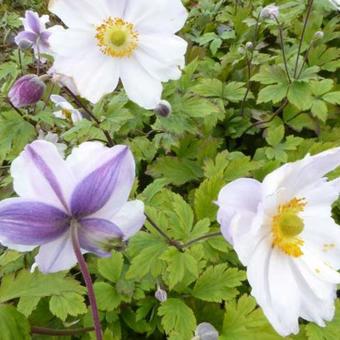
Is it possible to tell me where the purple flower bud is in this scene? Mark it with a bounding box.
[8,74,46,108]
[260,4,279,20]
[194,323,219,340]
[155,286,167,302]
[155,100,172,117]
[17,38,34,50]
[245,41,254,50]
[314,31,324,40]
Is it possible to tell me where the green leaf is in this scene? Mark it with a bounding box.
[181,97,219,118]
[0,270,85,303]
[251,66,288,85]
[0,305,30,340]
[257,84,288,104]
[192,264,246,303]
[49,292,87,321]
[266,125,285,147]
[94,282,121,312]
[147,156,203,186]
[97,251,124,283]
[161,248,199,289]
[323,92,340,105]
[194,175,225,221]
[288,81,312,111]
[126,233,167,280]
[17,296,40,317]
[220,295,278,340]
[311,100,328,122]
[158,298,196,339]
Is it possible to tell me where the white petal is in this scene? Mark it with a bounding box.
[216,178,262,243]
[51,28,120,104]
[66,142,135,219]
[10,141,75,212]
[119,57,162,109]
[48,0,108,28]
[104,0,127,17]
[111,200,145,240]
[35,230,77,273]
[124,0,188,34]
[50,94,74,110]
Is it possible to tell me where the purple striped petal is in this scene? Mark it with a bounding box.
[0,199,69,246]
[70,146,130,217]
[25,10,42,34]
[25,143,69,211]
[79,218,123,257]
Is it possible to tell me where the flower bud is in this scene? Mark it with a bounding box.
[8,74,46,108]
[314,31,324,40]
[194,323,219,340]
[245,41,254,50]
[155,286,167,302]
[155,100,172,117]
[260,4,279,20]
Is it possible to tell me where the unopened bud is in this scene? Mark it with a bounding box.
[155,286,167,302]
[260,4,279,20]
[245,41,254,50]
[194,323,219,340]
[314,31,324,40]
[8,74,45,108]
[155,100,172,117]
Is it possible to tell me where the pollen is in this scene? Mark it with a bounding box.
[96,17,138,58]
[272,198,306,257]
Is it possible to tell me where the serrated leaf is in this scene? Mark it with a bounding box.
[192,264,246,302]
[288,81,312,111]
[17,296,40,317]
[158,298,196,339]
[94,282,121,312]
[97,251,124,283]
[266,125,285,147]
[257,84,288,104]
[0,270,85,303]
[323,91,340,105]
[49,292,87,321]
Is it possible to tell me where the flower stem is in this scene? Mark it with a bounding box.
[71,225,103,340]
[274,16,291,84]
[63,87,114,147]
[293,0,314,78]
[31,326,94,336]
[180,232,222,249]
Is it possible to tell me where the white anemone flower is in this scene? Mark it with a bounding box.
[48,0,188,109]
[217,148,340,336]
[51,95,83,123]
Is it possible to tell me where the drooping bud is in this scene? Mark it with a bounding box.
[193,323,219,340]
[17,38,34,50]
[260,4,279,20]
[245,41,254,50]
[8,74,46,108]
[155,100,172,118]
[314,31,324,40]
[155,285,167,302]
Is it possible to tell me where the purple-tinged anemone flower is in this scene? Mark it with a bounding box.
[8,74,46,108]
[0,141,145,273]
[15,10,52,55]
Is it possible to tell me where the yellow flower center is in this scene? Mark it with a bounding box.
[272,198,306,257]
[62,109,73,121]
[95,17,138,58]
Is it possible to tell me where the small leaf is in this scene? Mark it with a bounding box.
[97,251,124,283]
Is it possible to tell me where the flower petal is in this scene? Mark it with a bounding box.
[23,10,43,34]
[217,178,262,243]
[11,141,75,212]
[0,198,69,248]
[15,31,37,46]
[70,145,135,218]
[119,57,162,109]
[34,230,77,273]
[48,0,108,28]
[124,0,188,34]
[110,200,145,240]
[79,218,123,256]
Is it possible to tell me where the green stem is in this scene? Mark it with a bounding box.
[181,232,222,249]
[31,326,94,336]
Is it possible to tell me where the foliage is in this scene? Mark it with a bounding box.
[0,0,340,339]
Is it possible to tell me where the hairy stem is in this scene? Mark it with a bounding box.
[293,0,314,78]
[31,326,94,336]
[71,223,103,340]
